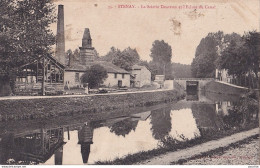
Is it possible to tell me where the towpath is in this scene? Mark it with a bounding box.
[0,89,171,101]
[136,128,259,165]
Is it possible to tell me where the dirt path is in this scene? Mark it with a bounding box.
[0,89,171,100]
[136,128,259,165]
[184,137,259,165]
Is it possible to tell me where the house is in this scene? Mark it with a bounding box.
[64,61,130,88]
[63,28,130,88]
[130,65,151,87]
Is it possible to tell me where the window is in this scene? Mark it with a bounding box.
[75,73,80,82]
[114,73,117,78]
[122,74,125,79]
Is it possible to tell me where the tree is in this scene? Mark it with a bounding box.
[65,48,81,66]
[191,51,218,78]
[191,32,242,78]
[243,31,260,83]
[100,47,140,71]
[112,47,140,71]
[0,0,56,94]
[65,49,73,66]
[150,40,173,79]
[171,63,192,78]
[191,32,223,78]
[99,47,118,62]
[217,31,259,88]
[80,64,108,88]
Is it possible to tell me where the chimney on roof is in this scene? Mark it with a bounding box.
[55,5,65,65]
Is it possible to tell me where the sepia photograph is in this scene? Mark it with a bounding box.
[0,0,259,166]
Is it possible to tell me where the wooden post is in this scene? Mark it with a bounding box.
[42,57,45,96]
[36,61,38,83]
[67,126,70,140]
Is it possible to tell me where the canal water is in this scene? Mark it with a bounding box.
[0,91,258,165]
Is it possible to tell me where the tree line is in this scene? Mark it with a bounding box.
[191,31,259,88]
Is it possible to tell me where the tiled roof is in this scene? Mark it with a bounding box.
[65,61,130,74]
[65,64,87,72]
[131,64,151,72]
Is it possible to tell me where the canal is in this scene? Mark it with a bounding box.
[0,91,258,165]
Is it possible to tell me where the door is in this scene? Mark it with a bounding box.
[118,80,122,87]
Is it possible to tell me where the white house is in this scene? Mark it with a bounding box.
[64,61,130,88]
[96,61,130,87]
[130,65,151,87]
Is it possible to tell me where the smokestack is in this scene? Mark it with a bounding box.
[55,5,65,65]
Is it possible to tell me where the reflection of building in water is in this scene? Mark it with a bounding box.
[0,127,65,165]
[78,123,94,164]
[216,101,232,116]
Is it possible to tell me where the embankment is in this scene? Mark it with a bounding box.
[205,81,248,95]
[0,89,184,121]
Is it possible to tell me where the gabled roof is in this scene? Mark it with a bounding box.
[131,64,151,72]
[65,61,130,74]
[65,64,87,72]
[94,61,130,74]
[19,54,65,69]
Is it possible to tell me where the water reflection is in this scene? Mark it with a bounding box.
[1,91,258,165]
[0,127,65,165]
[78,122,94,164]
[109,119,138,137]
[150,107,172,140]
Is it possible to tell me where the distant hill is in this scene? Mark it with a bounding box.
[172,63,192,78]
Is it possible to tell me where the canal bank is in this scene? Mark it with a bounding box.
[0,89,184,121]
[94,89,258,165]
[136,128,259,165]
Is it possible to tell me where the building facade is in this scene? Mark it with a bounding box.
[130,65,151,87]
[63,28,130,88]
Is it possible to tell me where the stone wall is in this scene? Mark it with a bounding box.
[204,81,248,95]
[0,90,183,121]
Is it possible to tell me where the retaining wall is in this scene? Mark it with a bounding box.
[205,81,248,95]
[0,89,184,121]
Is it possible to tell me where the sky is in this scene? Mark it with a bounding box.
[50,0,259,65]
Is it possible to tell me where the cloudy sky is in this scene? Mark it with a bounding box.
[50,0,259,64]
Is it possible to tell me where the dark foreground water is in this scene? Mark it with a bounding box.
[0,91,258,165]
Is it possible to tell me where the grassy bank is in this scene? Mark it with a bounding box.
[0,90,185,122]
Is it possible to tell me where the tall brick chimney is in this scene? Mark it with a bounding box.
[55,5,65,65]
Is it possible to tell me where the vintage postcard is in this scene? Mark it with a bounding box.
[0,0,259,166]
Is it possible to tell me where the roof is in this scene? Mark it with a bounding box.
[65,61,130,74]
[132,65,142,70]
[65,64,87,72]
[131,64,151,72]
[19,54,65,69]
[95,61,130,74]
